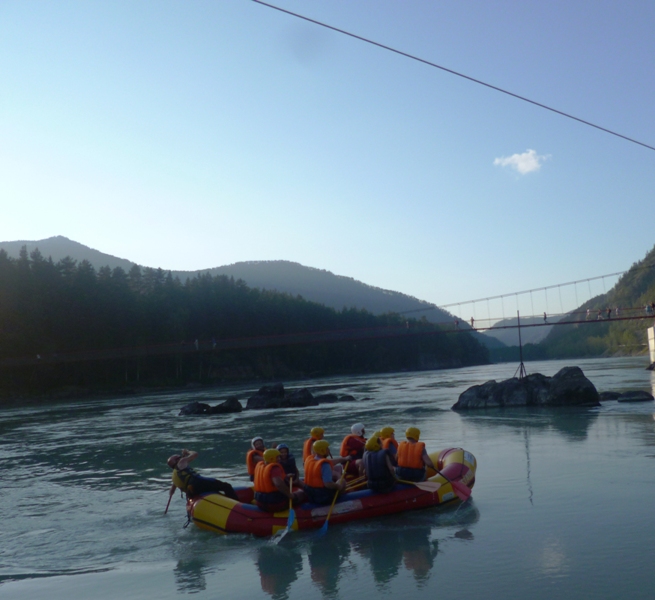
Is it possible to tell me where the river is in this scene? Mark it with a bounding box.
[1,356,654,599]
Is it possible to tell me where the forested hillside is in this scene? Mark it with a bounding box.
[0,248,489,396]
[537,245,655,358]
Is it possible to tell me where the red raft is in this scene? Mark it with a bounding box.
[187,447,477,537]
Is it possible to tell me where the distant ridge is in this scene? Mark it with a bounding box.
[0,236,134,272]
[0,236,503,348]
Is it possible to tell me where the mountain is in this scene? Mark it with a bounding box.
[0,236,502,348]
[484,316,553,346]
[536,244,655,358]
[0,236,135,272]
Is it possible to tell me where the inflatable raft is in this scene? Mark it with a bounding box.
[187,447,476,537]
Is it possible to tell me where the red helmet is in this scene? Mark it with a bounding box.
[167,454,181,468]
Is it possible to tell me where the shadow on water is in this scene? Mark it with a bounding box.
[457,407,600,441]
[248,502,480,599]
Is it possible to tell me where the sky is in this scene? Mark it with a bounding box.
[1,0,654,319]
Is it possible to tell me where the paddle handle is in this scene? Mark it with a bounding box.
[164,488,174,515]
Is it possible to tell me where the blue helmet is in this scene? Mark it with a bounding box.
[276,443,289,451]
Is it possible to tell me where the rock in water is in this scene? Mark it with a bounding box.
[210,396,243,413]
[452,366,600,410]
[617,391,654,403]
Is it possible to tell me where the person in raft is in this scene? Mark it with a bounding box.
[276,443,300,482]
[167,449,239,500]
[340,423,367,477]
[379,426,398,457]
[254,448,305,512]
[362,433,397,494]
[395,428,436,482]
[246,436,266,482]
[304,440,349,504]
[303,427,325,461]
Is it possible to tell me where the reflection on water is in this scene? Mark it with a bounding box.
[174,557,210,594]
[257,546,303,599]
[308,535,351,597]
[458,406,600,441]
[249,503,481,599]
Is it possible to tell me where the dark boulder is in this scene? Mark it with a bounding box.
[338,394,357,403]
[178,401,212,416]
[246,383,287,409]
[246,384,318,409]
[314,393,340,404]
[285,388,318,407]
[617,391,654,403]
[452,366,600,410]
[599,391,621,401]
[210,396,243,413]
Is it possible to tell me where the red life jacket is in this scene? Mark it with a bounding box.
[382,438,399,451]
[303,437,317,461]
[254,462,283,493]
[340,435,366,459]
[304,456,330,488]
[397,441,425,469]
[246,449,264,476]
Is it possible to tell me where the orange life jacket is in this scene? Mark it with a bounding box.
[253,462,281,494]
[382,438,399,451]
[340,435,366,458]
[304,456,330,488]
[246,449,264,476]
[397,441,425,469]
[303,437,317,461]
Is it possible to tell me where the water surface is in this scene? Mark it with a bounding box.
[2,357,655,599]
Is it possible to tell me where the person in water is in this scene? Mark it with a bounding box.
[254,449,305,512]
[246,436,266,482]
[362,433,397,494]
[167,449,238,500]
[340,423,367,477]
[395,428,436,482]
[303,427,325,461]
[304,440,348,504]
[276,443,300,481]
[379,426,398,457]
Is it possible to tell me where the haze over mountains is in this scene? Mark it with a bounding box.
[0,236,503,346]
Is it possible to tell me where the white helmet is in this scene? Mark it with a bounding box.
[251,436,264,448]
[351,423,365,436]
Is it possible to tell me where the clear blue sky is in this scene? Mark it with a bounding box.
[2,0,654,317]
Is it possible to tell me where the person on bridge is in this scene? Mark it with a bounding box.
[340,423,367,477]
[395,428,436,483]
[303,427,325,461]
[247,436,266,481]
[254,448,305,512]
[167,449,238,500]
[304,440,348,504]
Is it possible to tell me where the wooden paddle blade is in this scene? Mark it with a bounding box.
[412,480,442,492]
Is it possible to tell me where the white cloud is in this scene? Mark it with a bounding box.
[494,149,549,174]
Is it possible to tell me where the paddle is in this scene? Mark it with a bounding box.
[396,478,442,493]
[272,476,296,543]
[316,469,347,537]
[433,470,471,501]
[164,486,175,515]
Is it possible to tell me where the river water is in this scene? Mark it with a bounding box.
[2,357,655,599]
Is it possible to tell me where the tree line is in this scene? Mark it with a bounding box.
[0,247,489,396]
